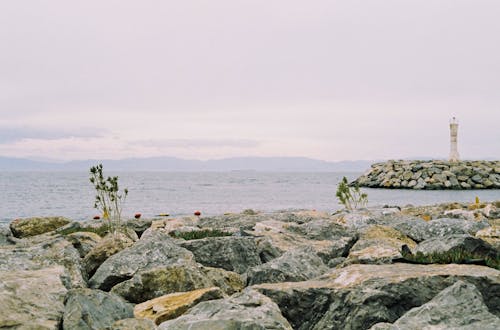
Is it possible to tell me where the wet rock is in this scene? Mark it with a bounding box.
[0,266,68,329]
[347,225,416,264]
[370,281,500,330]
[246,246,329,285]
[62,288,133,330]
[82,232,135,279]
[179,236,261,273]
[158,289,293,330]
[111,263,244,303]
[253,263,500,330]
[89,232,193,291]
[10,216,71,238]
[134,287,224,325]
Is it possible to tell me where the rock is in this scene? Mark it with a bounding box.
[443,209,475,221]
[66,231,102,258]
[393,217,490,242]
[476,225,500,250]
[134,287,224,325]
[353,160,500,190]
[0,225,14,245]
[111,263,244,303]
[110,318,157,330]
[62,288,134,330]
[158,289,293,330]
[249,219,357,263]
[0,236,85,288]
[10,216,71,238]
[412,234,498,261]
[347,225,416,264]
[122,218,154,237]
[253,263,500,330]
[89,232,193,291]
[82,232,135,279]
[0,266,68,329]
[178,236,261,273]
[246,246,329,285]
[370,281,500,330]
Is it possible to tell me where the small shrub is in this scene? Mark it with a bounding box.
[89,164,128,234]
[169,229,233,240]
[336,176,368,210]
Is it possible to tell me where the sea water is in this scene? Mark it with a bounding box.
[1,171,499,224]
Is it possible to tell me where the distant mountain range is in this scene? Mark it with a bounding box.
[0,156,376,172]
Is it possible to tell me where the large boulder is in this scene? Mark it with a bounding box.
[89,232,193,291]
[411,234,498,263]
[370,281,500,330]
[246,247,329,285]
[248,219,357,264]
[178,236,261,273]
[158,289,293,329]
[9,216,71,238]
[347,225,416,264]
[0,266,68,329]
[253,263,500,330]
[0,236,85,288]
[62,288,134,330]
[134,287,224,325]
[393,217,490,242]
[82,232,135,279]
[111,263,244,303]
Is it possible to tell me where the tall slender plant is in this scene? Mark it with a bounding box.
[336,176,368,210]
[89,164,128,234]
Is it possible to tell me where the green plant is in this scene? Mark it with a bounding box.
[169,229,233,240]
[89,164,128,234]
[336,176,368,210]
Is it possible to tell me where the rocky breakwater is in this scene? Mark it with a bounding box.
[353,160,500,190]
[1,201,500,329]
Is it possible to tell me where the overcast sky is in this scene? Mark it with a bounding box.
[1,1,499,161]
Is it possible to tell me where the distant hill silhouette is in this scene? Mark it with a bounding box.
[0,156,375,172]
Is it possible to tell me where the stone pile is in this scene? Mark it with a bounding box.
[1,202,499,329]
[352,160,500,189]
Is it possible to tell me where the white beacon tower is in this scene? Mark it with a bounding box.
[449,117,460,162]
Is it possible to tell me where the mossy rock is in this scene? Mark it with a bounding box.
[9,216,71,238]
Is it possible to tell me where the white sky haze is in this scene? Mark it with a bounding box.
[1,1,499,161]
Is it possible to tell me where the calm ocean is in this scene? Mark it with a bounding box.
[1,171,499,224]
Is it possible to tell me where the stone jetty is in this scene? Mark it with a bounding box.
[1,201,500,329]
[353,160,500,190]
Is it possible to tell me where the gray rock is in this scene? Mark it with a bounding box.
[82,232,135,279]
[158,289,293,329]
[62,288,133,330]
[0,266,68,329]
[66,231,102,258]
[0,235,85,288]
[179,236,261,273]
[392,217,490,242]
[246,247,329,285]
[253,263,500,330]
[370,281,500,330]
[111,263,244,303]
[110,318,157,330]
[89,232,193,291]
[0,225,14,246]
[122,218,154,237]
[413,234,498,260]
[10,216,71,238]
